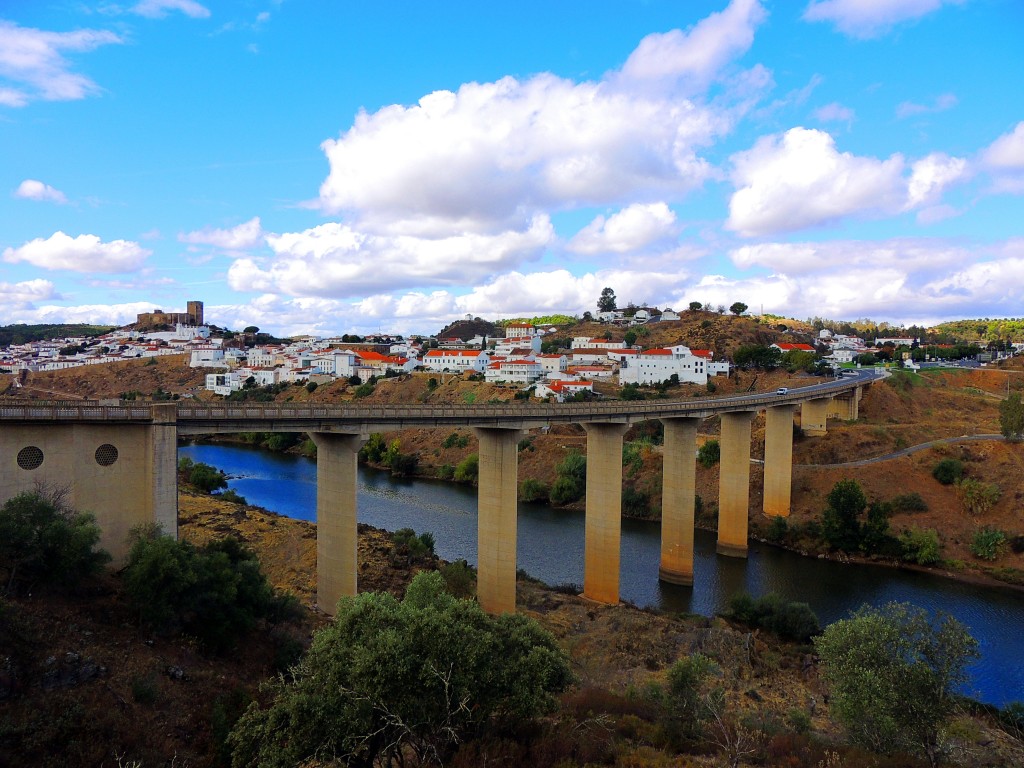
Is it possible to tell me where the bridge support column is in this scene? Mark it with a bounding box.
[801,397,830,436]
[582,422,629,605]
[763,405,796,518]
[660,418,700,585]
[828,387,862,421]
[718,411,753,557]
[312,432,363,615]
[474,427,522,614]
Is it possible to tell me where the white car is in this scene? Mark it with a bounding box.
[776,387,789,395]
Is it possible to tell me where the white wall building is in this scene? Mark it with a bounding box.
[422,349,490,373]
[618,345,708,385]
[484,358,544,384]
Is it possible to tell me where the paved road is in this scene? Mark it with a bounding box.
[790,433,1007,469]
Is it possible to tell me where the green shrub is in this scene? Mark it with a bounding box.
[765,515,789,544]
[436,463,455,480]
[970,527,1007,561]
[0,489,110,594]
[442,432,469,449]
[697,439,720,468]
[305,381,318,393]
[216,489,248,505]
[440,559,476,599]
[890,492,928,513]
[186,461,228,493]
[956,477,1001,516]
[131,674,159,705]
[228,572,571,768]
[900,526,942,565]
[621,486,652,517]
[932,458,964,485]
[549,475,585,505]
[391,528,436,562]
[454,454,479,484]
[265,432,300,451]
[727,592,820,642]
[354,381,375,398]
[359,433,387,464]
[123,527,296,652]
[519,477,549,502]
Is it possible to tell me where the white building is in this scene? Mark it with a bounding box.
[536,354,567,375]
[484,358,544,384]
[189,346,225,368]
[421,349,490,373]
[205,371,243,396]
[618,345,708,385]
[535,378,594,401]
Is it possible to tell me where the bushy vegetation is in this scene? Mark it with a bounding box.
[815,602,979,767]
[999,391,1024,441]
[123,526,298,652]
[970,527,1007,561]
[549,450,586,505]
[899,526,942,565]
[621,486,653,518]
[727,592,821,643]
[932,457,964,485]
[518,477,549,502]
[391,527,436,563]
[178,456,229,493]
[453,453,479,484]
[441,431,470,449]
[697,439,720,468]
[228,572,572,768]
[890,491,928,513]
[820,480,894,554]
[0,489,110,595]
[225,381,290,402]
[956,477,1001,516]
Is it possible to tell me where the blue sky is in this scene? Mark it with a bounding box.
[1,0,1022,337]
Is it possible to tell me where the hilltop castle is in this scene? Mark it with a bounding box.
[135,300,204,329]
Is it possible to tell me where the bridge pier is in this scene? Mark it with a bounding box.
[474,427,522,614]
[718,410,754,557]
[0,403,178,564]
[763,405,796,518]
[582,422,629,605]
[311,432,364,614]
[800,397,831,436]
[659,417,700,585]
[828,386,861,421]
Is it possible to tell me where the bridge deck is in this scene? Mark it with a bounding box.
[0,374,873,433]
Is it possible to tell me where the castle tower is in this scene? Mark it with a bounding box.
[187,300,204,326]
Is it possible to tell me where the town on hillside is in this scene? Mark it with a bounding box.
[2,298,1022,401]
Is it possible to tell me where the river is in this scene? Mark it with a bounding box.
[179,442,1023,707]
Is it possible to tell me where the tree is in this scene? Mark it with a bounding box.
[821,479,867,551]
[228,572,572,768]
[0,488,110,594]
[999,392,1024,441]
[597,287,617,313]
[242,325,259,334]
[729,302,748,316]
[814,602,979,766]
[688,301,703,311]
[623,330,637,346]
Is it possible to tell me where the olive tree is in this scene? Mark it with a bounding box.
[814,602,979,767]
[999,391,1024,441]
[229,571,572,768]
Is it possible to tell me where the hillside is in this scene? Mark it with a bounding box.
[0,323,116,346]
[4,489,1022,767]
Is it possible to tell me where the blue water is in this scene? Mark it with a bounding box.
[180,442,1024,707]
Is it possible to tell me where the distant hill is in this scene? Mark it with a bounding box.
[930,318,1024,343]
[436,317,499,342]
[0,323,117,346]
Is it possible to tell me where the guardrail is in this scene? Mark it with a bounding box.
[0,374,873,425]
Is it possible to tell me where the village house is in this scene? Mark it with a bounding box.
[618,345,709,386]
[534,378,594,401]
[421,348,490,373]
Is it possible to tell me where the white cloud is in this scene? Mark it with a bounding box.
[0,300,169,327]
[618,0,766,91]
[980,122,1024,195]
[982,122,1024,170]
[727,127,907,235]
[2,232,151,273]
[803,0,966,38]
[318,75,725,235]
[0,21,122,106]
[906,152,967,208]
[131,0,211,19]
[723,237,1024,323]
[896,92,957,119]
[179,217,264,250]
[813,102,854,123]
[567,203,679,255]
[228,216,554,297]
[0,279,59,310]
[13,179,68,204]
[726,128,967,235]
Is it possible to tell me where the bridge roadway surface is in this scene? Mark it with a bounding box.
[0,370,879,433]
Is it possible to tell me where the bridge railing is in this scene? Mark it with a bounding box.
[1,373,873,423]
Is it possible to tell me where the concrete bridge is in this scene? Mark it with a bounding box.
[0,372,874,615]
